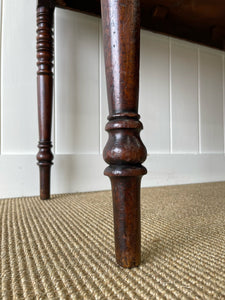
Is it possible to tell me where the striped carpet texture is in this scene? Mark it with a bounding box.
[1,182,225,299]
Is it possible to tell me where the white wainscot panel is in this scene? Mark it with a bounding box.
[200,49,224,153]
[171,41,198,153]
[1,0,38,154]
[1,153,225,199]
[0,154,109,198]
[55,9,100,154]
[139,31,170,154]
[224,55,225,151]
[142,154,225,187]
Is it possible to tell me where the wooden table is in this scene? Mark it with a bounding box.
[36,0,225,268]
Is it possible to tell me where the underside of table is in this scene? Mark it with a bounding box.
[53,0,225,51]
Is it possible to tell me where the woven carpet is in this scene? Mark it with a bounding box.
[1,182,225,299]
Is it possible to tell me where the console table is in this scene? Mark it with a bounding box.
[36,0,225,268]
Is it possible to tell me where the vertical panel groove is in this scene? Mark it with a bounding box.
[54,10,58,154]
[223,54,225,154]
[169,38,173,154]
[0,0,3,155]
[98,19,101,155]
[197,48,201,154]
[53,13,56,155]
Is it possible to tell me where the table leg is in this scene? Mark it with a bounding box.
[36,1,55,200]
[100,0,147,268]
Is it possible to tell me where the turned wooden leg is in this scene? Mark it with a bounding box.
[101,0,147,268]
[36,2,55,200]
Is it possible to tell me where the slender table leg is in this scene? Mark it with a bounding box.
[36,1,55,200]
[100,0,147,268]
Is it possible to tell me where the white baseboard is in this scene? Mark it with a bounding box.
[1,154,225,198]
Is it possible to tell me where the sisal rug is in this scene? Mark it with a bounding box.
[1,182,225,299]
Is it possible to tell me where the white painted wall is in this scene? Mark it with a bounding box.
[1,1,225,198]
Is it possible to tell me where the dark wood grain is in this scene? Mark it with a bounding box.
[101,0,147,268]
[36,2,55,200]
[54,0,225,51]
[36,0,224,267]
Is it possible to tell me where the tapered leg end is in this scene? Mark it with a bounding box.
[39,165,52,200]
[109,175,145,268]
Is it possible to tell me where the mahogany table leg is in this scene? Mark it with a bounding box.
[36,1,55,200]
[101,0,147,268]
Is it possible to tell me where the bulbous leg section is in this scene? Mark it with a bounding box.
[37,141,53,200]
[103,116,147,268]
